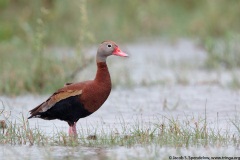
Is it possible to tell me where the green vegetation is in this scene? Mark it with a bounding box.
[1,0,240,95]
[0,0,91,95]
[0,112,239,148]
[203,34,240,69]
[1,0,240,44]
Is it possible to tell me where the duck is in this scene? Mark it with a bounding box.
[28,40,128,136]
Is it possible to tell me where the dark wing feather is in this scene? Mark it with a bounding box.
[64,82,73,86]
[28,90,82,119]
[34,95,92,125]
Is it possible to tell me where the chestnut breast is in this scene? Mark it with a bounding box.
[80,81,111,113]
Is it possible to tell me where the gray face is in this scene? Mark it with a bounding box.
[96,41,118,62]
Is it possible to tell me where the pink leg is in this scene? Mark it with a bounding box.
[68,122,77,137]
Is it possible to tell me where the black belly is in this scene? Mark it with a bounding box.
[38,95,92,126]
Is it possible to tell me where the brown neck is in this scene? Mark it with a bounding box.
[94,62,111,85]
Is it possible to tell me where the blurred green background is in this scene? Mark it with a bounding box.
[0,0,240,95]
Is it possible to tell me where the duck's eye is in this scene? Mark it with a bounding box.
[107,44,112,48]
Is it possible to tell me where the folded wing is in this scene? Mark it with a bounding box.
[28,90,82,119]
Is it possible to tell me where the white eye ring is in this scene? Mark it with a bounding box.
[107,44,112,48]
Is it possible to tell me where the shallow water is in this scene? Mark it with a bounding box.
[1,39,240,159]
[1,144,240,160]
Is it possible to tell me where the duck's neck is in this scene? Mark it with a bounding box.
[94,62,111,85]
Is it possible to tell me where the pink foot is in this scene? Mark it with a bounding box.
[68,122,77,137]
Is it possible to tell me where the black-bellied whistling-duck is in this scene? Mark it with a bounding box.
[28,41,128,136]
